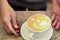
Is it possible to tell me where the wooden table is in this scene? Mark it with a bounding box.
[0,11,60,40]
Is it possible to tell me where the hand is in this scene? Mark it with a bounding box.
[51,0,60,30]
[0,1,19,36]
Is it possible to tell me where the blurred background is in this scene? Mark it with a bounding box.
[47,0,52,11]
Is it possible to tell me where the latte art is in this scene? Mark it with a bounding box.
[26,14,51,31]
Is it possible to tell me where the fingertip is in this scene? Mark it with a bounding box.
[55,27,59,30]
[52,19,57,27]
[13,32,18,36]
[16,29,20,33]
[14,25,19,29]
[55,22,60,30]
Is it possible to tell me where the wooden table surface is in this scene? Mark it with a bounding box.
[0,11,60,40]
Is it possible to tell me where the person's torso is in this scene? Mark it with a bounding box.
[8,0,47,9]
[17,0,45,2]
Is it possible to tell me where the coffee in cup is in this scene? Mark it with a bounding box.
[26,14,51,32]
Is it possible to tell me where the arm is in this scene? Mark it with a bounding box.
[51,0,60,30]
[0,0,19,36]
[0,0,9,8]
[52,0,60,15]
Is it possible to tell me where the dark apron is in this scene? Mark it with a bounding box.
[8,0,47,9]
[17,0,46,2]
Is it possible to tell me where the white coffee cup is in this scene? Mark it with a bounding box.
[26,14,51,39]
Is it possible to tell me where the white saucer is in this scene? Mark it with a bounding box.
[20,22,53,40]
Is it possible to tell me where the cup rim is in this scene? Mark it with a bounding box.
[26,14,51,32]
